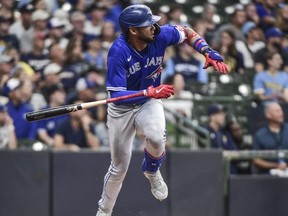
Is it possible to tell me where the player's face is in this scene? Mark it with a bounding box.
[136,25,156,43]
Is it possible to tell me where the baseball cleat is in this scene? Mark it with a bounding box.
[144,170,168,201]
[96,208,112,216]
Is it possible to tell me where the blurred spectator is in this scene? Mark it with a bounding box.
[254,27,288,72]
[244,2,260,25]
[0,103,17,150]
[52,9,73,34]
[83,34,106,70]
[253,102,288,174]
[0,16,19,54]
[37,84,67,147]
[155,9,168,26]
[198,3,217,44]
[32,0,47,11]
[9,3,34,54]
[167,4,190,27]
[212,6,247,44]
[84,3,107,36]
[255,0,277,31]
[3,78,37,145]
[21,31,50,75]
[0,54,14,88]
[253,51,288,104]
[31,9,50,33]
[163,73,193,121]
[163,43,208,86]
[54,96,100,151]
[62,38,90,91]
[225,119,252,174]
[8,49,37,82]
[205,103,234,149]
[48,42,66,66]
[275,3,288,34]
[212,29,244,73]
[100,21,117,55]
[45,17,69,50]
[40,62,62,95]
[65,11,87,43]
[0,0,14,23]
[236,21,266,70]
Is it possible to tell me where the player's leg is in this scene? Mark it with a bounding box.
[96,104,137,215]
[135,99,168,201]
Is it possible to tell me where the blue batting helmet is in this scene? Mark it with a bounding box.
[118,5,161,34]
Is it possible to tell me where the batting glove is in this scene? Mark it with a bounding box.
[203,50,228,74]
[144,85,174,99]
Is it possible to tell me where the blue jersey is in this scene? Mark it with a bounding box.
[106,25,184,105]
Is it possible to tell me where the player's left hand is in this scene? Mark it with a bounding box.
[203,50,228,74]
[145,84,174,99]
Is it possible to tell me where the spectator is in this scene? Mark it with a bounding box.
[163,43,208,85]
[253,102,288,174]
[21,31,50,75]
[254,27,288,72]
[198,3,218,44]
[84,3,107,36]
[163,73,193,121]
[225,119,252,174]
[9,3,34,54]
[83,34,106,70]
[99,21,117,56]
[3,78,37,145]
[54,96,100,151]
[0,103,17,150]
[155,9,168,26]
[0,0,14,23]
[205,103,234,149]
[40,62,62,96]
[31,9,50,36]
[37,84,67,147]
[48,42,66,66]
[52,9,73,34]
[244,2,260,25]
[253,51,288,104]
[0,16,19,54]
[255,0,277,31]
[275,3,288,34]
[0,54,14,88]
[65,11,87,43]
[236,21,266,70]
[167,4,190,27]
[45,17,69,50]
[62,38,90,91]
[212,6,247,44]
[212,29,244,73]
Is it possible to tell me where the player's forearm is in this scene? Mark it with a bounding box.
[184,27,209,55]
[110,90,148,105]
[254,158,279,170]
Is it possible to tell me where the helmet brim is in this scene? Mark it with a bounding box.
[136,15,161,28]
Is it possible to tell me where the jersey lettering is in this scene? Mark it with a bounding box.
[144,56,163,68]
[128,62,141,77]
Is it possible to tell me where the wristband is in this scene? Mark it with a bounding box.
[192,37,209,53]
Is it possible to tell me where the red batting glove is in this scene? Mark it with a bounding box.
[144,85,174,99]
[203,52,228,74]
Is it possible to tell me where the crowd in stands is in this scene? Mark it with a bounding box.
[0,0,288,175]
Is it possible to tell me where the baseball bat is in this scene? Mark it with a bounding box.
[25,91,145,121]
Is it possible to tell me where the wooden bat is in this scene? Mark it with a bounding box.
[25,91,145,121]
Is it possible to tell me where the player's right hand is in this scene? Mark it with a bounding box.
[144,85,174,99]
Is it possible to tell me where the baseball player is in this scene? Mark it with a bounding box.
[96,4,228,216]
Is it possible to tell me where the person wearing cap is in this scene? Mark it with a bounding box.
[205,103,235,149]
[254,27,288,72]
[37,83,67,147]
[40,62,62,94]
[4,78,37,145]
[65,11,88,42]
[0,103,17,150]
[253,51,288,104]
[235,21,265,69]
[31,9,50,33]
[0,54,14,88]
[45,17,69,50]
[0,16,19,53]
[9,3,34,54]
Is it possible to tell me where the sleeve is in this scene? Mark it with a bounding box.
[157,25,185,47]
[106,55,127,91]
[163,58,175,81]
[197,62,208,84]
[284,73,288,91]
[253,73,265,94]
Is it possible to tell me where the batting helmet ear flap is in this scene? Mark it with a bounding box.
[153,23,161,35]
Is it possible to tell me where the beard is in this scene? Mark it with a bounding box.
[138,31,155,43]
